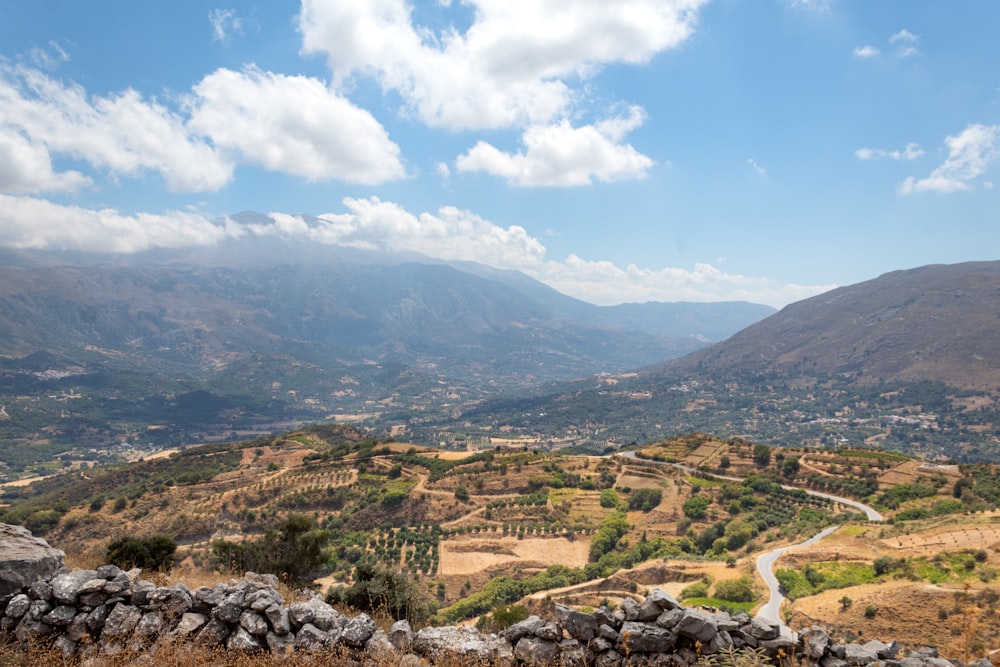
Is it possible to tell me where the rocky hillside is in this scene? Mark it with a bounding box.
[671,261,1000,390]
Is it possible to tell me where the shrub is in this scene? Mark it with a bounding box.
[713,576,755,603]
[454,485,470,502]
[680,580,709,600]
[864,605,877,619]
[683,496,710,520]
[628,488,663,512]
[328,560,435,626]
[600,489,620,508]
[106,534,177,572]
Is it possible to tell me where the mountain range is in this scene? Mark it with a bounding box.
[0,235,772,467]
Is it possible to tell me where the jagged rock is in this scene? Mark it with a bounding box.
[53,633,78,659]
[195,617,231,646]
[413,625,513,666]
[247,587,283,612]
[66,612,89,641]
[342,612,376,647]
[85,603,109,632]
[243,572,280,589]
[560,638,589,667]
[864,639,899,660]
[599,623,620,642]
[655,608,684,629]
[96,564,123,580]
[130,580,156,605]
[617,621,675,654]
[535,621,563,641]
[135,611,163,639]
[620,598,641,622]
[27,580,53,601]
[514,636,561,666]
[390,619,414,652]
[804,626,831,659]
[596,649,623,667]
[41,604,78,626]
[288,597,338,630]
[591,637,614,653]
[148,585,194,618]
[505,615,546,643]
[295,623,331,652]
[636,598,665,622]
[4,593,30,619]
[707,629,734,653]
[26,598,52,620]
[761,634,799,654]
[266,630,297,656]
[103,604,142,640]
[265,603,290,635]
[227,626,261,651]
[366,629,402,662]
[77,578,108,607]
[50,571,97,605]
[844,644,879,665]
[646,588,682,611]
[239,609,268,636]
[400,654,428,667]
[175,612,207,637]
[193,584,227,610]
[594,606,616,627]
[16,618,55,642]
[556,603,599,642]
[674,608,718,643]
[211,589,245,624]
[748,617,780,640]
[0,524,65,598]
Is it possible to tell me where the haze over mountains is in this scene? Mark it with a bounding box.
[0,233,772,461]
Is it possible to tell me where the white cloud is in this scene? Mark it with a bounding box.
[899,124,999,194]
[0,195,242,252]
[0,64,233,192]
[209,8,243,43]
[853,45,879,58]
[455,108,653,186]
[187,67,405,184]
[0,193,830,307]
[854,142,923,161]
[746,158,767,176]
[298,0,706,131]
[0,128,91,194]
[889,28,919,58]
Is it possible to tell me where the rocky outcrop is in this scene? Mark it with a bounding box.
[0,524,64,598]
[0,525,989,666]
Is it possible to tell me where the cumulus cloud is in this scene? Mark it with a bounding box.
[889,28,919,58]
[0,195,242,252]
[455,108,653,186]
[853,45,879,58]
[0,64,233,192]
[0,128,91,194]
[298,0,706,131]
[899,124,999,194]
[854,142,923,161]
[187,67,405,184]
[746,158,767,176]
[209,8,243,43]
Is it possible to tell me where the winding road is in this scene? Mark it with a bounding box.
[617,450,883,632]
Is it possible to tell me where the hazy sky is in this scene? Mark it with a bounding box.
[1,1,997,307]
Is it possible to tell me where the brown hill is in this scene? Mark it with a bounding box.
[674,261,1000,391]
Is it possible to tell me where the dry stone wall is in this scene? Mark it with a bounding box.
[0,524,989,666]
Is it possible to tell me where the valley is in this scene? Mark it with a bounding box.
[6,427,1000,659]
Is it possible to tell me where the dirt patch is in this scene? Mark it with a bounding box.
[439,536,590,576]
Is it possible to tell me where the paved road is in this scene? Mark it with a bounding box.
[617,449,884,632]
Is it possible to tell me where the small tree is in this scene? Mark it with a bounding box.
[454,485,470,502]
[839,595,853,611]
[864,605,877,619]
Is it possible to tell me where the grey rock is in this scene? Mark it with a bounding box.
[51,570,98,605]
[129,580,156,605]
[707,630,734,653]
[844,644,879,665]
[53,634,78,659]
[134,611,162,639]
[41,604,78,626]
[174,612,208,637]
[342,612,376,647]
[761,635,799,654]
[804,626,831,659]
[227,626,262,651]
[413,625,513,666]
[211,589,245,624]
[86,603,109,632]
[912,647,940,659]
[599,623,620,642]
[864,639,899,660]
[822,657,850,667]
[195,617,231,646]
[103,603,142,640]
[591,637,614,653]
[555,603,599,642]
[646,588,682,611]
[243,572,280,589]
[505,615,546,643]
[264,603,290,635]
[96,564,124,580]
[266,630,297,656]
[748,617,780,640]
[596,649,623,667]
[4,593,30,619]
[655,608,684,629]
[390,619,414,652]
[15,618,55,642]
[67,612,90,642]
[28,580,52,601]
[26,598,52,621]
[247,587,283,612]
[620,597,641,622]
[924,659,955,667]
[366,629,402,662]
[400,654,428,667]
[0,524,65,598]
[594,606,616,628]
[617,621,675,654]
[239,609,268,636]
[193,584,227,610]
[514,636,561,667]
[148,584,194,618]
[535,621,563,641]
[295,622,332,652]
[559,638,589,667]
[674,608,718,643]
[636,598,665,623]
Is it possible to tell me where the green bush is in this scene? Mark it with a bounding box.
[600,489,620,508]
[683,496,710,520]
[628,488,663,512]
[680,580,709,600]
[106,534,177,572]
[713,576,755,603]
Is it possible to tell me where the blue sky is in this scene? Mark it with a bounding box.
[0,1,997,307]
